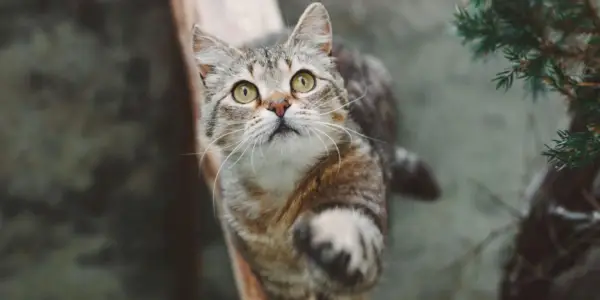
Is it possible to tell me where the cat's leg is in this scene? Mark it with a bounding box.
[292,207,383,296]
[390,146,441,201]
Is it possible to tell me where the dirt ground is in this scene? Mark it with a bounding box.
[203,0,567,299]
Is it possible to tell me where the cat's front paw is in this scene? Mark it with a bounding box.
[292,208,383,294]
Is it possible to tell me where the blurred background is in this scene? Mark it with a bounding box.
[0,0,568,300]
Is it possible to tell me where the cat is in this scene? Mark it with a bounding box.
[193,3,440,299]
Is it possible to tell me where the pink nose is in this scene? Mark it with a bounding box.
[267,101,290,117]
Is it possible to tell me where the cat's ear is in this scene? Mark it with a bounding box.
[192,25,242,78]
[286,3,333,55]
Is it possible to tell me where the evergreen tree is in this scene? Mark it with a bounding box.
[453,0,600,169]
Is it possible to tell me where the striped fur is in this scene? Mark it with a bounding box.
[193,3,393,299]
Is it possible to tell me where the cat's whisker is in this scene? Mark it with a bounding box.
[211,137,249,216]
[312,127,342,174]
[316,121,354,143]
[225,121,253,126]
[181,129,244,157]
[292,110,321,119]
[250,137,259,175]
[311,90,355,110]
[229,136,254,170]
[303,90,358,114]
[309,96,337,110]
[257,136,266,158]
[197,128,246,162]
[319,91,368,115]
[307,127,330,157]
[306,100,326,110]
[303,92,335,110]
[316,121,386,144]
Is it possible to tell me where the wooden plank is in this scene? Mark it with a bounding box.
[169,0,284,299]
[168,2,206,300]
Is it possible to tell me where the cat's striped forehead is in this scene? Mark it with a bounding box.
[246,46,290,70]
[242,46,290,87]
[239,45,331,82]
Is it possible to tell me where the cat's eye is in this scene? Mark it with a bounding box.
[232,81,259,104]
[290,70,316,93]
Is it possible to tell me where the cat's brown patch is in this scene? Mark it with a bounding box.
[331,112,345,123]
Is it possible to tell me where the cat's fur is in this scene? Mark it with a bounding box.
[193,3,410,299]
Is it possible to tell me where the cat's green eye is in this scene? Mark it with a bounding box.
[232,81,259,104]
[290,70,316,93]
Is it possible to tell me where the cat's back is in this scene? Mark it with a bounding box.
[331,41,399,178]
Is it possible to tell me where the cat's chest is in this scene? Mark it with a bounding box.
[235,135,326,193]
[251,165,303,195]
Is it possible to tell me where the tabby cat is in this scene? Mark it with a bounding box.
[193,3,439,299]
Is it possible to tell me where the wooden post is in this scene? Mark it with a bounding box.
[169,0,284,299]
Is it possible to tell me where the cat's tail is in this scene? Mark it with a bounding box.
[390,146,441,201]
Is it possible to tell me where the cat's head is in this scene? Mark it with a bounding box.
[192,3,348,158]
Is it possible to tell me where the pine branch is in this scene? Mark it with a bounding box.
[543,129,600,168]
[453,0,600,169]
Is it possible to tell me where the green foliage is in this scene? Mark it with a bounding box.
[453,0,600,169]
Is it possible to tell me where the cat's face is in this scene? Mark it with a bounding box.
[193,4,348,158]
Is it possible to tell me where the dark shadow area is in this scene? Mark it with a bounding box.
[0,1,207,299]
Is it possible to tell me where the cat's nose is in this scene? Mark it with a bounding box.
[267,100,290,117]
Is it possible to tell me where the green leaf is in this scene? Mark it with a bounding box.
[493,68,516,91]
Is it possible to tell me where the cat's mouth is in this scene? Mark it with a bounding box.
[268,121,299,142]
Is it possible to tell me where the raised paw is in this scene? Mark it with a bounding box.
[292,208,383,294]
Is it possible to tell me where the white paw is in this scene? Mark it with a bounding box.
[293,208,383,290]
